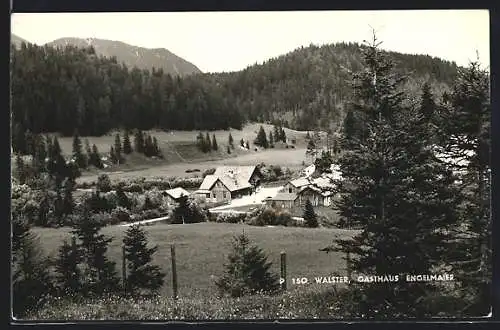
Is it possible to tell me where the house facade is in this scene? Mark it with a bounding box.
[163,187,191,204]
[194,166,261,204]
[265,193,300,209]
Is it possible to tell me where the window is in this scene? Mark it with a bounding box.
[223,191,227,198]
[288,187,292,193]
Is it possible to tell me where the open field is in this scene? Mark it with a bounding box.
[76,147,309,184]
[56,123,312,157]
[33,222,357,298]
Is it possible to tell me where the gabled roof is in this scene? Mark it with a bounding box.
[164,187,190,199]
[289,177,312,188]
[213,166,257,192]
[199,175,219,190]
[269,193,299,201]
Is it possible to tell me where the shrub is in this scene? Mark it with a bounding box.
[213,212,247,224]
[96,174,112,193]
[111,207,131,224]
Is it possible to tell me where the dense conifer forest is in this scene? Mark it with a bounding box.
[10,41,458,138]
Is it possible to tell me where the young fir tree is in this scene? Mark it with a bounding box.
[228,133,234,149]
[303,199,318,228]
[134,129,144,154]
[330,34,461,318]
[255,125,269,148]
[420,82,436,122]
[122,130,132,154]
[273,125,280,142]
[71,207,120,296]
[196,132,205,152]
[212,134,218,151]
[114,133,122,164]
[72,129,87,169]
[122,225,165,295]
[152,137,161,157]
[440,60,491,315]
[47,136,68,189]
[12,216,53,317]
[280,127,287,143]
[215,232,279,297]
[144,134,154,157]
[54,236,83,295]
[33,136,48,172]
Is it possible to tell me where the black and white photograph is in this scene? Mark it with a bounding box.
[10,10,491,320]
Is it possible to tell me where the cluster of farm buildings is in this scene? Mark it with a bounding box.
[160,164,341,210]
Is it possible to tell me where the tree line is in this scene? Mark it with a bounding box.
[10,41,459,137]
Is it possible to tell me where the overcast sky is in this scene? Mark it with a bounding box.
[11,10,489,73]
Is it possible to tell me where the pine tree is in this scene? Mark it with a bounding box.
[274,125,280,142]
[215,232,279,297]
[90,144,103,169]
[47,136,67,188]
[72,129,86,169]
[123,225,165,295]
[114,133,122,164]
[330,34,461,318]
[152,136,161,157]
[71,207,120,295]
[54,237,83,295]
[228,133,234,149]
[212,134,218,151]
[255,125,268,148]
[196,132,205,152]
[303,199,318,228]
[420,82,436,121]
[123,130,132,154]
[12,216,53,317]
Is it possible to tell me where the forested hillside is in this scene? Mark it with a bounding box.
[10,40,459,141]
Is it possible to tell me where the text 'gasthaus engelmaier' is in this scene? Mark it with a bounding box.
[287,274,454,285]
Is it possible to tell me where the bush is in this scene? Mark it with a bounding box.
[96,174,112,193]
[247,208,291,226]
[213,212,247,224]
[111,207,131,224]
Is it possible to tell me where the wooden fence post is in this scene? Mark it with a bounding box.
[280,251,287,291]
[122,245,127,294]
[171,244,178,300]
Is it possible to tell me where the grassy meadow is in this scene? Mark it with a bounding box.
[33,222,356,299]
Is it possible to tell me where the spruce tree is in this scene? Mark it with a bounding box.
[227,145,231,154]
[71,207,120,295]
[196,132,205,152]
[54,237,83,295]
[330,34,461,318]
[15,154,27,184]
[269,130,274,147]
[123,225,165,295]
[280,127,286,143]
[303,199,318,228]
[212,134,218,151]
[420,82,436,121]
[205,132,212,152]
[72,129,86,169]
[228,133,234,149]
[90,144,103,169]
[440,60,491,315]
[134,130,144,154]
[123,130,132,154]
[114,133,122,164]
[216,232,279,297]
[274,125,280,142]
[255,125,268,148]
[47,136,67,188]
[12,216,53,317]
[152,136,161,157]
[109,146,117,164]
[34,136,48,172]
[84,138,92,164]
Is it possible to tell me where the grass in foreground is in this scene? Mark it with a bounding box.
[33,222,356,298]
[28,286,344,320]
